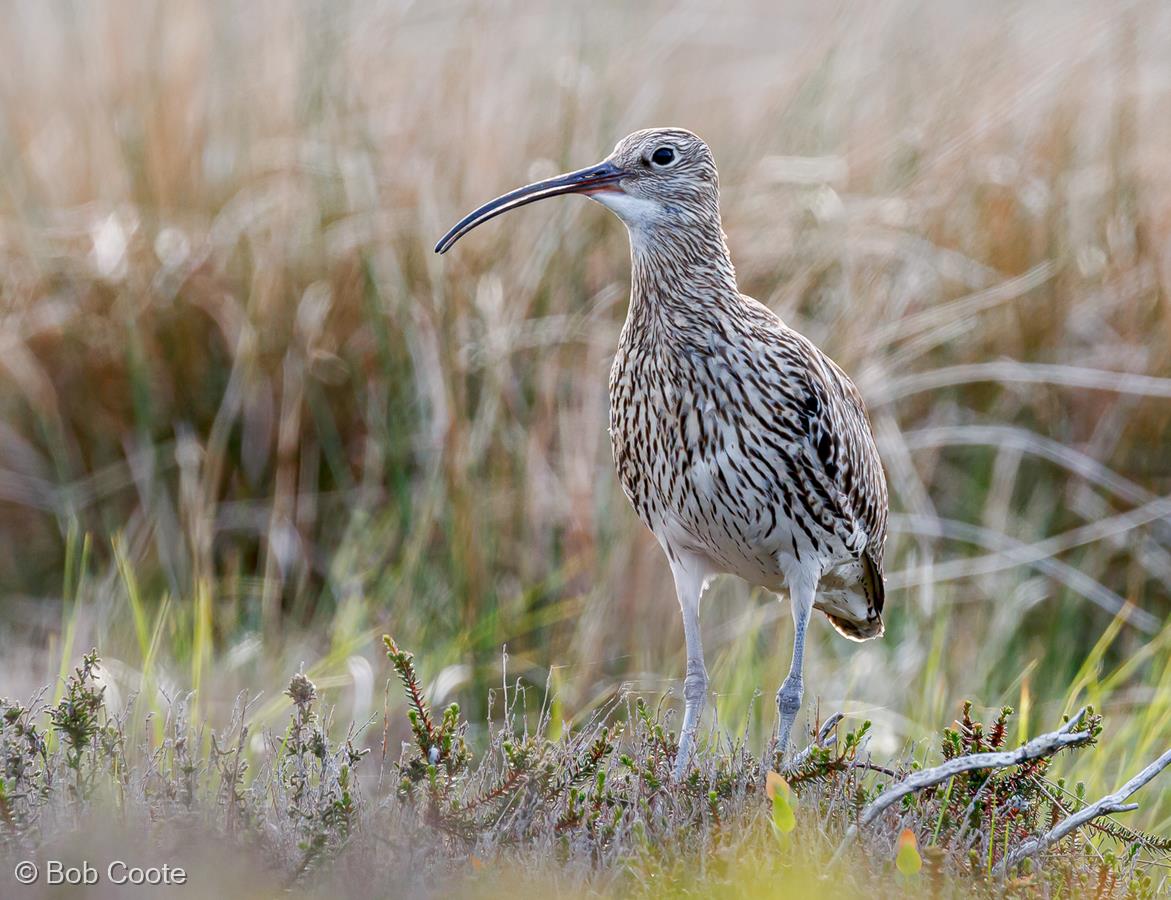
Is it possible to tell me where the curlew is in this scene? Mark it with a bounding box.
[436,128,888,779]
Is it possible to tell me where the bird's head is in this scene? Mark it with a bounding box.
[434,127,721,254]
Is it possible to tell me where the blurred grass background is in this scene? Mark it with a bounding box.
[1,0,1170,825]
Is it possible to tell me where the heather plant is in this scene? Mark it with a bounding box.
[0,645,1167,896]
[0,696,49,839]
[275,671,368,881]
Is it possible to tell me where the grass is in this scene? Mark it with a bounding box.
[1,0,1171,894]
[1,642,1167,897]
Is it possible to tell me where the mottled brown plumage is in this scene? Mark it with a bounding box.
[436,128,888,779]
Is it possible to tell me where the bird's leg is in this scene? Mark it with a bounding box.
[776,574,816,765]
[670,559,708,781]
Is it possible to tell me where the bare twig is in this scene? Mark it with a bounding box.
[815,712,845,744]
[830,709,1093,865]
[996,748,1171,876]
[778,712,843,774]
[860,709,1091,828]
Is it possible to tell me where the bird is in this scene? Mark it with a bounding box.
[435,128,888,780]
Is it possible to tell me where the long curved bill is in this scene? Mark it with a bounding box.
[434,160,626,254]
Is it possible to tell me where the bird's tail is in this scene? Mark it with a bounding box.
[823,550,885,641]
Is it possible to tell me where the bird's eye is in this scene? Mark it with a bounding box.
[650,147,676,167]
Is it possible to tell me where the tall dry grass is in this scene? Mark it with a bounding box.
[1,0,1170,824]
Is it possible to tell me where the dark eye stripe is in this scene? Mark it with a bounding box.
[651,147,676,166]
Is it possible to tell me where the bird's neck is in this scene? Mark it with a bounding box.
[625,220,743,338]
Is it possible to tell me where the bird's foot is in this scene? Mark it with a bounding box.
[772,737,801,776]
[673,731,695,782]
[774,714,799,772]
[774,675,804,766]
